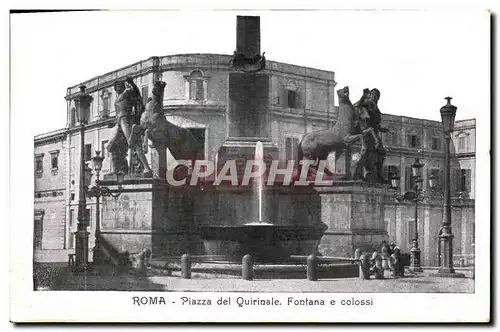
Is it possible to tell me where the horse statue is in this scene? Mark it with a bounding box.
[140,81,198,178]
[297,86,375,179]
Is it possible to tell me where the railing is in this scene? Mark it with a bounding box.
[453,254,475,267]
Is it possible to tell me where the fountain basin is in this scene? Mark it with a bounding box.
[198,223,327,263]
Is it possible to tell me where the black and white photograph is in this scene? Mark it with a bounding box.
[9,4,491,323]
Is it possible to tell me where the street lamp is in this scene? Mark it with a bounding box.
[73,85,93,272]
[88,151,124,265]
[389,158,425,273]
[435,97,464,278]
[409,158,424,273]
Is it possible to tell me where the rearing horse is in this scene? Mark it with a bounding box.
[297,86,374,178]
[140,81,198,178]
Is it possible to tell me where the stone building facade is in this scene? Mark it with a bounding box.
[34,53,475,266]
[34,129,68,251]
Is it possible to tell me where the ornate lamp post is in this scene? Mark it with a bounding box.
[73,85,93,272]
[389,157,425,273]
[409,158,424,272]
[88,151,124,265]
[435,97,464,277]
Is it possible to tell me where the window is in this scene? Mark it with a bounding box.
[408,134,420,148]
[386,132,398,146]
[406,165,415,190]
[35,153,44,175]
[69,209,74,227]
[70,107,76,126]
[458,136,466,151]
[51,155,58,169]
[460,169,471,192]
[70,193,75,201]
[190,80,204,100]
[188,70,205,100]
[432,137,441,151]
[50,150,59,170]
[287,90,297,109]
[285,137,299,163]
[141,86,149,104]
[86,208,92,229]
[101,140,109,158]
[84,144,92,162]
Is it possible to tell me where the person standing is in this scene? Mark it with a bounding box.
[381,240,392,271]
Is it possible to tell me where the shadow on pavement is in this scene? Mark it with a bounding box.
[33,262,168,291]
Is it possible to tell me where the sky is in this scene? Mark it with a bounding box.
[10,9,490,137]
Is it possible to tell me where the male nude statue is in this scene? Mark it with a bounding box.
[108,77,153,177]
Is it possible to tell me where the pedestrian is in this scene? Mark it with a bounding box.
[381,240,392,271]
[370,250,379,273]
[390,243,401,277]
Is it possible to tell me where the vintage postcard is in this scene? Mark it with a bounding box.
[9,7,490,323]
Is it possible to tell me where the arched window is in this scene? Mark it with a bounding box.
[407,128,421,149]
[185,70,206,100]
[286,81,298,109]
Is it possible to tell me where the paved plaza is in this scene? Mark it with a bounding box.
[34,262,474,293]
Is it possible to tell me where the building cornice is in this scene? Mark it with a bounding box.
[34,133,66,147]
[65,53,338,100]
[453,152,476,158]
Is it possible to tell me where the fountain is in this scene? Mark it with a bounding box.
[198,139,327,263]
[98,16,388,278]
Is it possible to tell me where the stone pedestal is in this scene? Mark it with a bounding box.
[99,177,203,259]
[314,182,390,257]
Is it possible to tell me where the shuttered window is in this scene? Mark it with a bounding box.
[287,90,297,108]
[406,166,414,190]
[84,144,92,162]
[460,169,471,192]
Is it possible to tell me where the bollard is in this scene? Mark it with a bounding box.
[359,254,370,280]
[459,257,465,267]
[181,253,191,279]
[354,248,361,260]
[374,255,384,279]
[307,254,318,281]
[242,254,254,280]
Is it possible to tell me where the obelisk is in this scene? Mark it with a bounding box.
[217,16,278,175]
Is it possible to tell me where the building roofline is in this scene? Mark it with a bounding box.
[34,127,67,141]
[66,53,337,93]
[382,113,475,127]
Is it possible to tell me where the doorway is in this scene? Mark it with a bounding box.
[33,210,44,250]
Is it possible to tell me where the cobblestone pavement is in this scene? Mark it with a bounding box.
[36,263,474,293]
[148,273,474,293]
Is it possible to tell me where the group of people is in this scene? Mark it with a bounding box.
[371,240,405,277]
